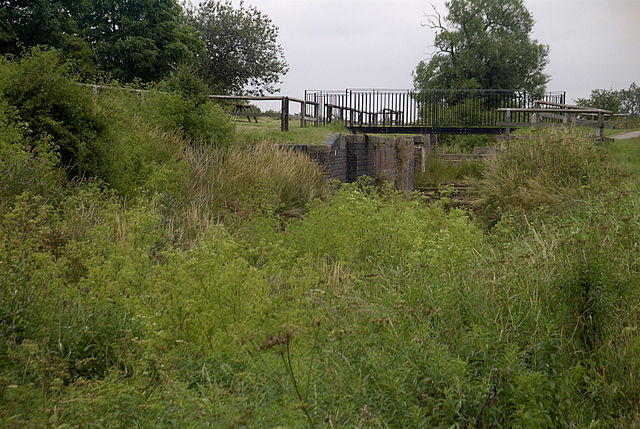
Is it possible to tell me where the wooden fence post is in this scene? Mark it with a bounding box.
[314,103,320,126]
[597,111,604,138]
[281,97,289,132]
[300,101,306,128]
[505,109,511,136]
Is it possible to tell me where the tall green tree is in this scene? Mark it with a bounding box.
[575,89,623,113]
[413,0,549,92]
[0,0,92,55]
[620,82,640,116]
[0,0,201,83]
[186,0,288,95]
[81,0,202,82]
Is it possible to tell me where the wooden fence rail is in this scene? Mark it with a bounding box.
[78,85,322,132]
[207,95,321,131]
[497,101,614,137]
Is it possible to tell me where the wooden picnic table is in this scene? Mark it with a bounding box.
[231,104,258,123]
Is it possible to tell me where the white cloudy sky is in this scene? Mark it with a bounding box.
[188,0,639,102]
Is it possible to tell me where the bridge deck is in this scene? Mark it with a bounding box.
[348,125,507,135]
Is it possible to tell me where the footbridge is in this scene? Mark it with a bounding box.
[304,89,566,134]
[210,89,625,136]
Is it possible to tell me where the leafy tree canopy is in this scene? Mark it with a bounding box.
[0,0,87,55]
[186,0,288,95]
[81,0,202,82]
[0,0,201,83]
[413,0,549,93]
[575,89,623,113]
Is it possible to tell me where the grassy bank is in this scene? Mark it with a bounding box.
[235,116,348,145]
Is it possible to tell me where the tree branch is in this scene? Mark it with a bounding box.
[421,4,447,32]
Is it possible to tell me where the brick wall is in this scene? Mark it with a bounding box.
[281,134,434,191]
[345,135,376,182]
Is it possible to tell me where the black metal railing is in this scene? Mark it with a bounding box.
[305,89,566,130]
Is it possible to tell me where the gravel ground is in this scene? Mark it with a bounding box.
[612,131,640,140]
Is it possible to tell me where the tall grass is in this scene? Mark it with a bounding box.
[471,127,622,223]
[606,137,640,175]
[170,142,327,241]
[415,153,484,186]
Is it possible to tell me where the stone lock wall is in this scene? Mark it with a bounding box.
[281,134,434,191]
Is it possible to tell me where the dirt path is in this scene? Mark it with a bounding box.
[612,131,640,140]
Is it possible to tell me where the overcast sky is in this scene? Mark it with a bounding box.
[188,0,639,102]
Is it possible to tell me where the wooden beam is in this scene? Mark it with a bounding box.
[597,111,604,138]
[209,95,284,101]
[534,100,587,110]
[539,112,567,121]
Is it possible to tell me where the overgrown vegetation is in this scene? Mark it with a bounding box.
[415,154,484,187]
[471,127,622,223]
[438,133,497,152]
[4,51,640,427]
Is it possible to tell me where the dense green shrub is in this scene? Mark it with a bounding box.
[118,65,236,146]
[0,99,66,210]
[0,48,107,178]
[157,64,211,106]
[0,49,235,200]
[90,90,189,198]
[135,90,235,146]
